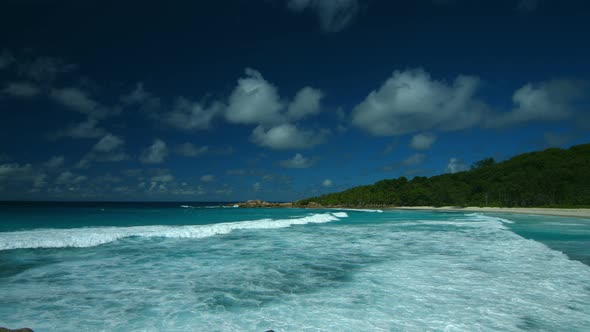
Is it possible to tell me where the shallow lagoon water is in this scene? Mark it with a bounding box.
[1,203,589,331]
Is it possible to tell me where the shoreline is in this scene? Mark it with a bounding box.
[232,201,590,219]
[391,206,590,219]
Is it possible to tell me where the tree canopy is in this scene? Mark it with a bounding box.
[296,143,590,208]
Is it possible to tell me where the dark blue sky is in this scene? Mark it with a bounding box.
[1,0,589,201]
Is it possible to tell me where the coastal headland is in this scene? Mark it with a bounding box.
[231,200,590,219]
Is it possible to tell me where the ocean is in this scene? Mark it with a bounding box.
[1,202,589,331]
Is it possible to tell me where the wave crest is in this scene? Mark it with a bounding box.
[0,212,347,251]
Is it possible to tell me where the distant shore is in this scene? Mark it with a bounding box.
[232,200,590,219]
[392,206,590,219]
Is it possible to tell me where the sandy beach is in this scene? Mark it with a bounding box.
[393,206,590,219]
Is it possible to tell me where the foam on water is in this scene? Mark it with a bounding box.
[330,208,384,213]
[0,212,346,250]
[1,210,589,331]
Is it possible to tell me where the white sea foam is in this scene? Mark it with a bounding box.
[0,212,346,251]
[329,208,383,213]
[1,210,589,331]
[180,204,222,209]
[331,212,349,218]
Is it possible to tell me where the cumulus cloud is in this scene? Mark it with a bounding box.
[55,171,87,185]
[2,82,40,98]
[491,79,587,127]
[322,179,333,187]
[402,153,426,166]
[50,87,114,118]
[352,68,488,136]
[286,0,361,32]
[225,68,284,125]
[287,87,324,120]
[140,139,168,164]
[120,82,162,116]
[200,174,215,182]
[224,69,328,149]
[0,163,46,189]
[121,82,152,105]
[251,124,327,150]
[165,97,223,131]
[409,133,436,150]
[77,134,128,167]
[93,134,124,153]
[279,153,315,168]
[175,143,209,157]
[51,118,108,139]
[445,158,467,173]
[354,69,588,136]
[151,173,175,183]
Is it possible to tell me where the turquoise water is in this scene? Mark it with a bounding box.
[1,203,589,331]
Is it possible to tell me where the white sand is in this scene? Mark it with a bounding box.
[393,206,590,219]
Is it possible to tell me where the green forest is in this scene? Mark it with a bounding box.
[296,143,590,208]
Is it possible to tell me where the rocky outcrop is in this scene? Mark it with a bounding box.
[0,328,34,332]
[233,200,293,208]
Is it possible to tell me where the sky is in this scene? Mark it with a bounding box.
[0,0,589,201]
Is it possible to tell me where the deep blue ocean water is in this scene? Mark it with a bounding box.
[1,202,589,331]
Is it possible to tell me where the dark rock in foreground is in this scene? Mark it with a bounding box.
[0,328,34,332]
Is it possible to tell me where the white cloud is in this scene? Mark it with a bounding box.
[253,182,262,192]
[445,158,467,173]
[121,82,162,115]
[121,82,151,105]
[287,87,324,120]
[322,179,333,187]
[200,174,215,182]
[0,163,47,190]
[55,171,87,185]
[140,139,168,164]
[52,118,107,139]
[93,134,124,153]
[352,68,487,136]
[225,68,284,125]
[409,133,436,150]
[279,153,315,168]
[492,79,587,126]
[76,134,128,167]
[251,124,327,150]
[402,153,426,166]
[165,97,222,130]
[2,82,40,98]
[44,156,65,168]
[221,68,327,150]
[175,143,209,157]
[286,0,361,32]
[0,163,30,177]
[151,174,175,183]
[50,87,112,118]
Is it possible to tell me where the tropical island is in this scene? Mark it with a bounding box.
[295,143,590,209]
[234,143,590,218]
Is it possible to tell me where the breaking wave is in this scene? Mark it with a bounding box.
[0,212,347,251]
